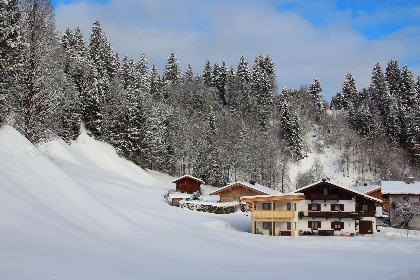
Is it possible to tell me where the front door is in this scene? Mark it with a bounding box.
[359,220,373,234]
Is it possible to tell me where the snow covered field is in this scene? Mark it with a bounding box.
[0,125,419,280]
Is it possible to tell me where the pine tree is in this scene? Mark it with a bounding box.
[382,95,401,146]
[213,61,228,106]
[252,54,276,132]
[400,65,417,110]
[236,56,252,116]
[87,20,119,139]
[202,59,213,87]
[11,0,74,143]
[342,73,358,110]
[279,102,303,160]
[385,60,401,98]
[0,0,23,124]
[150,64,162,100]
[309,78,324,119]
[225,66,238,114]
[370,62,389,114]
[330,91,344,110]
[204,110,222,187]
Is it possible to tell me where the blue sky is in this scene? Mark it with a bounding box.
[52,0,420,100]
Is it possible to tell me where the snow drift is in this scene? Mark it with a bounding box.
[0,125,419,280]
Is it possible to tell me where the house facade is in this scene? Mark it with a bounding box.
[209,181,280,203]
[381,180,420,229]
[172,175,205,194]
[242,180,382,237]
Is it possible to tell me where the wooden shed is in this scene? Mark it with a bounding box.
[209,182,280,203]
[172,175,205,194]
[169,194,192,207]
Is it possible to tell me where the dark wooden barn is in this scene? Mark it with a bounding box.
[172,175,205,194]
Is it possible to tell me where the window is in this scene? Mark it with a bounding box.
[287,222,291,230]
[323,187,328,195]
[263,203,271,210]
[331,221,344,230]
[331,204,344,211]
[362,204,369,211]
[308,221,321,229]
[309,203,320,211]
[263,222,271,229]
[287,203,291,211]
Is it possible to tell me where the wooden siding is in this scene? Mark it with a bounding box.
[253,210,294,220]
[216,184,266,202]
[366,188,386,208]
[175,178,201,194]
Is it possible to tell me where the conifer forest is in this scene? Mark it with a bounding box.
[1,0,420,191]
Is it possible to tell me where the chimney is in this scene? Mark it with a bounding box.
[364,183,368,186]
[250,180,256,185]
[407,176,415,184]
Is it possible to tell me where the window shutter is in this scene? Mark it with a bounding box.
[317,204,321,211]
[331,221,334,229]
[341,222,344,230]
[318,221,321,228]
[308,204,311,211]
[340,204,344,211]
[308,221,312,228]
[330,204,334,211]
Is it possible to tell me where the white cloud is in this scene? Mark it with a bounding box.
[54,0,420,100]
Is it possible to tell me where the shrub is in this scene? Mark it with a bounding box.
[179,201,239,214]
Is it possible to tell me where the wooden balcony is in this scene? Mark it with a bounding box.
[253,210,294,220]
[298,211,376,219]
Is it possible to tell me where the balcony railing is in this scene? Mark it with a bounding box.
[253,210,294,219]
[298,211,375,219]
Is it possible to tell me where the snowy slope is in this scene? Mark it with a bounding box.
[0,125,419,280]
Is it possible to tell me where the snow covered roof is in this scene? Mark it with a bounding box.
[381,181,420,195]
[168,193,192,199]
[295,180,383,204]
[172,175,205,185]
[209,182,280,196]
[351,185,381,194]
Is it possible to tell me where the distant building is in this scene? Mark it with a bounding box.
[168,193,192,207]
[242,180,382,237]
[352,184,384,215]
[381,179,420,229]
[172,175,204,194]
[209,181,280,203]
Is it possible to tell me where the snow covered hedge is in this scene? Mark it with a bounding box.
[179,201,239,214]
